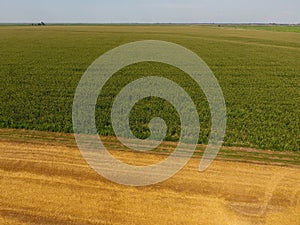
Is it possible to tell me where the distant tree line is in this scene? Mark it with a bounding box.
[32,22,46,26]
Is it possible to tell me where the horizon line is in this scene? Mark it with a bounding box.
[0,22,300,26]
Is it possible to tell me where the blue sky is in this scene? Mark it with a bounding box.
[0,0,299,23]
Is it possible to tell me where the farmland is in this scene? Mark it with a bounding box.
[229,25,300,33]
[1,25,300,224]
[1,129,300,225]
[0,25,299,151]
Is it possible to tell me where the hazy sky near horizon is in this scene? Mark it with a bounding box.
[0,0,299,24]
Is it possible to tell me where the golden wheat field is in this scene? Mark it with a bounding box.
[0,129,299,225]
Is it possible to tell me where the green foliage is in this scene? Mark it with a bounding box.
[230,25,300,33]
[0,25,299,151]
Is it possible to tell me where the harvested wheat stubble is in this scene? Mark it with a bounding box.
[1,130,299,225]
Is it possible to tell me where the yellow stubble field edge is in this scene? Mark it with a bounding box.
[1,129,299,225]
